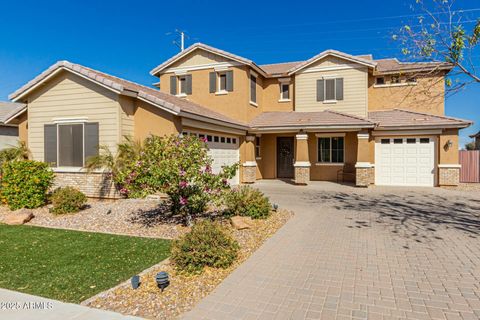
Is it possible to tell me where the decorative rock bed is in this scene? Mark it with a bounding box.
[0,199,190,239]
[83,208,293,320]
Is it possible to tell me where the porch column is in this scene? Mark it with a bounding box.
[438,129,460,186]
[355,130,374,187]
[242,135,257,183]
[294,133,310,185]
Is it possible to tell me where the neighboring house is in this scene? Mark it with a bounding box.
[470,131,480,150]
[5,43,472,197]
[0,101,25,150]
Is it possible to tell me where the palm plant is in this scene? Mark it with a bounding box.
[0,141,30,166]
[85,137,142,175]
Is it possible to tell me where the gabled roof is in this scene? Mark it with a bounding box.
[149,42,267,77]
[287,50,377,75]
[469,131,480,138]
[8,61,247,129]
[249,110,374,131]
[259,61,303,77]
[0,101,26,124]
[368,109,472,129]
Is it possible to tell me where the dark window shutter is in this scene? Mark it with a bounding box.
[336,78,344,100]
[84,122,99,165]
[185,75,192,95]
[226,70,234,92]
[250,75,257,103]
[317,79,325,101]
[170,75,177,95]
[44,124,57,166]
[209,72,216,93]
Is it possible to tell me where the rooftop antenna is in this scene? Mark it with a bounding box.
[166,29,189,52]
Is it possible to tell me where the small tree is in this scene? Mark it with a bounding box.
[394,0,480,94]
[465,141,476,150]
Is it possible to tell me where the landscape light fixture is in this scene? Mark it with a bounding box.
[155,271,170,292]
[272,203,279,212]
[131,275,140,289]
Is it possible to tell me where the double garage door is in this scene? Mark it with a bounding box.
[375,137,436,187]
[183,131,240,185]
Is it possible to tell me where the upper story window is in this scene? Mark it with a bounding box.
[170,74,192,96]
[375,77,385,85]
[316,78,344,103]
[209,70,233,94]
[250,73,257,106]
[391,75,401,84]
[278,78,291,102]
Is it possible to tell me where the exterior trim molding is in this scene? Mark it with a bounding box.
[315,132,346,137]
[438,164,461,168]
[181,118,246,136]
[355,162,375,168]
[294,161,311,167]
[372,129,443,136]
[357,133,370,139]
[242,161,257,167]
[164,62,243,74]
[296,133,308,140]
[245,135,256,142]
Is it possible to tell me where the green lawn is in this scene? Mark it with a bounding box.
[0,224,170,303]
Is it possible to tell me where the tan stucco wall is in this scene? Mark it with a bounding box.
[438,128,459,164]
[26,71,121,161]
[295,57,369,117]
[17,112,28,145]
[368,74,445,115]
[133,101,181,141]
[262,77,294,112]
[309,132,357,181]
[159,65,263,123]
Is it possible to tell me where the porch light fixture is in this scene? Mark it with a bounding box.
[155,271,170,292]
[444,139,453,151]
[131,275,140,289]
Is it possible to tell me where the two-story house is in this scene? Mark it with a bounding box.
[4,43,472,197]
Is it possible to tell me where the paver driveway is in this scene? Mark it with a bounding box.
[183,181,480,320]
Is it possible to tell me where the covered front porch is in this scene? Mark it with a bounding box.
[240,130,375,187]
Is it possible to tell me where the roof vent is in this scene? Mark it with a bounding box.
[414,117,429,122]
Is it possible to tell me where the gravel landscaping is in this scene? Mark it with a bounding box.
[0,199,189,239]
[83,208,293,320]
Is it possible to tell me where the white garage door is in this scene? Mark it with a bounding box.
[183,131,240,185]
[375,137,435,187]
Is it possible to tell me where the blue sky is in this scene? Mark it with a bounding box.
[0,0,478,146]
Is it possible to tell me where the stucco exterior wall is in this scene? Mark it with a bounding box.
[27,72,120,161]
[295,57,368,117]
[133,101,181,141]
[262,77,294,112]
[438,128,459,164]
[368,74,445,115]
[159,65,262,123]
[18,112,28,144]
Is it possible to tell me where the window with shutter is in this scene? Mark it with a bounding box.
[58,124,83,167]
[317,79,325,101]
[84,122,99,164]
[170,75,177,95]
[44,124,57,166]
[317,77,344,102]
[250,74,257,104]
[325,79,335,100]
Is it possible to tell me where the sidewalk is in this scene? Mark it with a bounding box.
[0,288,142,320]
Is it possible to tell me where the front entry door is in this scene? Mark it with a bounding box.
[277,137,294,178]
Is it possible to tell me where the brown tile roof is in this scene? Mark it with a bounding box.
[368,109,472,129]
[0,101,26,124]
[9,61,247,128]
[249,110,374,129]
[470,131,480,138]
[259,61,303,76]
[374,58,453,74]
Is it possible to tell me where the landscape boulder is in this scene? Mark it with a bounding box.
[3,209,34,225]
[230,216,253,230]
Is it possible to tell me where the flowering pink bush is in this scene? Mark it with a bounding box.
[112,134,238,224]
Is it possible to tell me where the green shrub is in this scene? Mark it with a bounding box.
[1,160,54,210]
[171,220,239,274]
[224,186,271,219]
[87,134,238,225]
[50,187,87,214]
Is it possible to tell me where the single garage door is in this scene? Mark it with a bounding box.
[183,131,240,185]
[375,137,435,186]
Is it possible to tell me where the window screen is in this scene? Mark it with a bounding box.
[58,124,83,167]
[325,79,335,100]
[250,75,257,103]
[281,84,289,100]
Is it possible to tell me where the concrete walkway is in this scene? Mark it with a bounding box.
[184,181,480,320]
[0,288,142,320]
